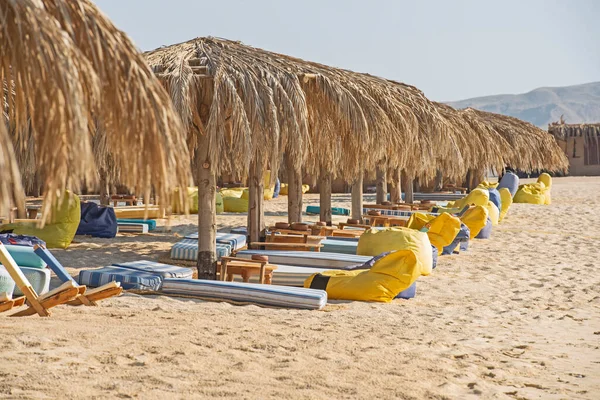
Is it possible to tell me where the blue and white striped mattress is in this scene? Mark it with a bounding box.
[112,260,193,279]
[321,239,357,255]
[78,266,162,291]
[185,232,247,250]
[362,208,440,217]
[171,239,232,261]
[160,278,327,310]
[235,250,371,269]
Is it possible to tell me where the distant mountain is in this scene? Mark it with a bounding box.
[447,82,600,128]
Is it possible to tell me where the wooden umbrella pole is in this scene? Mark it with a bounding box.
[389,168,401,204]
[196,134,217,280]
[402,171,414,204]
[319,168,332,226]
[285,154,303,223]
[248,160,265,244]
[375,165,387,204]
[351,173,364,222]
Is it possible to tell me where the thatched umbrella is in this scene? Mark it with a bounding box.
[1,0,191,218]
[461,108,568,186]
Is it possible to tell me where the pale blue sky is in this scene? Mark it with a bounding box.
[95,0,599,101]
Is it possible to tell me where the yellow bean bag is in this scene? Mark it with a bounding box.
[172,187,198,214]
[215,192,224,214]
[220,188,245,199]
[240,188,276,201]
[447,188,489,209]
[537,173,552,205]
[513,182,547,205]
[406,212,461,255]
[485,201,500,226]
[498,188,512,222]
[460,206,489,239]
[477,181,499,190]
[357,227,432,276]
[223,197,248,213]
[1,191,80,249]
[279,183,310,196]
[303,250,420,302]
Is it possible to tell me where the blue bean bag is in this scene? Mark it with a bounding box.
[396,282,417,299]
[76,202,117,238]
[442,223,470,255]
[475,218,493,239]
[488,188,502,212]
[497,172,519,197]
[273,178,281,198]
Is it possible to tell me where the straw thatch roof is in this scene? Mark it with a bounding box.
[548,121,600,140]
[460,108,569,173]
[1,0,192,218]
[145,37,474,182]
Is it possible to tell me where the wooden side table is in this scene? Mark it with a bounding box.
[218,257,277,284]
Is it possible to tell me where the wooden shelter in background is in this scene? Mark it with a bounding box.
[548,121,600,176]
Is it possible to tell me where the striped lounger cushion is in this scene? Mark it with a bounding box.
[13,267,51,296]
[78,266,162,291]
[235,250,371,269]
[362,208,440,217]
[116,219,157,231]
[170,239,232,261]
[118,223,149,233]
[160,278,327,310]
[112,260,193,279]
[320,239,357,255]
[185,232,247,250]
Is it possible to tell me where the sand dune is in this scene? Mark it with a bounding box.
[1,177,599,399]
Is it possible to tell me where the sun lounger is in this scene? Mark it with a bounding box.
[113,206,163,219]
[78,266,163,291]
[160,278,328,310]
[170,239,232,261]
[117,222,149,233]
[306,205,350,216]
[116,219,157,231]
[235,250,371,269]
[320,239,357,254]
[413,192,465,201]
[112,260,193,279]
[362,208,440,217]
[185,232,247,250]
[33,245,122,306]
[0,244,79,317]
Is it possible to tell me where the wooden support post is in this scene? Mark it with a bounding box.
[375,166,387,204]
[434,169,443,192]
[285,154,303,224]
[319,169,332,226]
[196,133,217,280]
[248,160,265,244]
[402,171,414,204]
[351,173,364,221]
[389,168,401,204]
[464,169,472,191]
[99,168,110,206]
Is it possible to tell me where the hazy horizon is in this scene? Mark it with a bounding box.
[94,0,600,101]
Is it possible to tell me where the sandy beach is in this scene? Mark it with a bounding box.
[1,176,599,399]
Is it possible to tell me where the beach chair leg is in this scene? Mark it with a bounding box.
[14,286,50,317]
[11,287,79,317]
[0,300,15,313]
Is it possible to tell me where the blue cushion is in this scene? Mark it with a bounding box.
[78,266,162,291]
[488,188,502,211]
[4,245,46,268]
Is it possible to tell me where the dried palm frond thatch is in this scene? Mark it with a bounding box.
[463,108,569,172]
[0,0,192,219]
[145,37,473,183]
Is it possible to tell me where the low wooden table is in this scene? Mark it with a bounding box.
[218,257,277,284]
[362,215,408,227]
[112,195,137,207]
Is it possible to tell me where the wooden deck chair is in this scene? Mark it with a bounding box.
[33,245,122,306]
[0,292,25,313]
[0,244,79,317]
